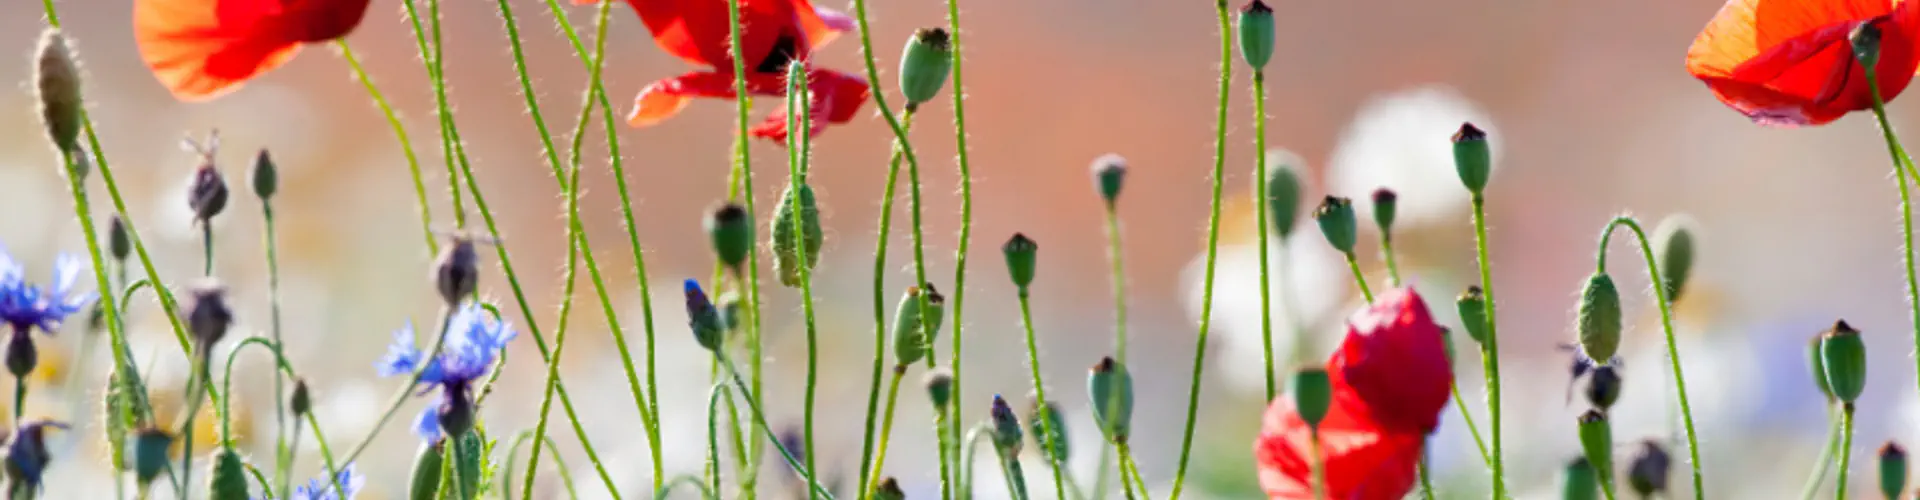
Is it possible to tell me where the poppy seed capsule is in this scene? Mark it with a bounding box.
[1577,272,1623,362]
[4,331,36,379]
[891,284,947,366]
[1267,162,1302,238]
[186,281,233,349]
[772,183,823,288]
[1313,196,1357,255]
[874,477,906,500]
[899,28,952,108]
[1027,396,1070,465]
[289,379,312,417]
[706,203,753,274]
[684,280,725,352]
[131,427,172,485]
[34,29,84,159]
[188,163,229,223]
[1628,440,1672,497]
[1088,356,1135,443]
[1652,215,1697,302]
[1452,122,1492,195]
[1560,456,1600,500]
[1883,441,1908,500]
[250,149,277,201]
[1854,18,1885,70]
[1457,286,1489,345]
[1370,188,1398,237]
[1235,0,1276,70]
[1585,365,1622,410]
[1003,233,1039,292]
[989,394,1024,457]
[409,440,446,500]
[1290,368,1332,430]
[1092,154,1127,208]
[924,368,953,408]
[433,237,478,306]
[1809,334,1835,401]
[1577,410,1613,490]
[1820,320,1868,403]
[208,448,248,500]
[107,215,130,262]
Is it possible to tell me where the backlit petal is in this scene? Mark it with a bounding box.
[1256,393,1424,500]
[133,0,369,101]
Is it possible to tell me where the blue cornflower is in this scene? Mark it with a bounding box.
[377,303,515,440]
[263,463,364,500]
[0,249,94,335]
[3,420,66,496]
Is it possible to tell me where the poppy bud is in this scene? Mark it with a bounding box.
[1313,196,1357,255]
[1452,122,1491,195]
[107,214,131,263]
[899,28,952,108]
[1810,334,1835,401]
[1652,215,1697,302]
[131,427,172,486]
[186,281,233,349]
[449,432,484,499]
[1820,320,1867,404]
[1088,356,1134,443]
[34,29,84,159]
[1577,410,1612,490]
[289,379,311,417]
[249,149,277,201]
[1370,188,1398,237]
[685,280,725,352]
[1236,0,1276,70]
[1585,365,1622,411]
[433,237,478,306]
[208,448,248,500]
[1560,456,1599,500]
[1092,154,1127,208]
[1884,441,1908,500]
[1576,272,1623,362]
[706,203,753,274]
[1027,395,1069,465]
[1267,160,1302,238]
[1627,440,1671,497]
[989,394,1024,457]
[772,184,824,287]
[892,284,947,366]
[408,440,445,500]
[925,368,953,409]
[1003,233,1038,293]
[1289,368,1332,430]
[874,477,906,500]
[4,331,36,379]
[1854,19,1885,71]
[1457,286,1489,345]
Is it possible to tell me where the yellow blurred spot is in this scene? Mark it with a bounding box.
[145,387,253,456]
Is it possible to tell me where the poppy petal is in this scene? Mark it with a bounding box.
[629,71,788,128]
[1332,287,1454,435]
[794,1,855,49]
[1255,392,1424,500]
[1687,0,1920,126]
[1687,0,1896,79]
[748,69,871,142]
[133,0,369,101]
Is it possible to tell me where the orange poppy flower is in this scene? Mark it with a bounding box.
[591,0,869,141]
[1687,0,1920,126]
[134,0,371,101]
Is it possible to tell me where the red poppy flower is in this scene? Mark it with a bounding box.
[594,0,869,141]
[1255,287,1452,500]
[1686,0,1920,126]
[134,0,371,101]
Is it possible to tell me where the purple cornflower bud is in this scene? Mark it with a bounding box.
[433,236,479,307]
[685,280,724,352]
[3,420,67,496]
[182,132,228,224]
[107,215,130,262]
[185,280,233,350]
[376,303,515,441]
[989,394,1023,457]
[3,331,33,379]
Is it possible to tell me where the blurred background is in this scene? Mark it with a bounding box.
[0,0,1916,498]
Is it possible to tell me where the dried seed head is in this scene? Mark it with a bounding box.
[107,214,130,262]
[186,281,233,349]
[1627,440,1671,497]
[182,133,228,223]
[434,237,479,306]
[34,29,84,160]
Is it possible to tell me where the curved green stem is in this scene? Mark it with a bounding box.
[1121,444,1152,500]
[1800,409,1842,500]
[707,383,731,498]
[1595,216,1702,498]
[1116,443,1145,500]
[655,474,720,500]
[399,0,468,228]
[719,0,771,488]
[960,423,991,500]
[1449,384,1493,466]
[1836,405,1857,500]
[1167,2,1234,497]
[331,41,437,254]
[933,399,956,500]
[783,64,827,500]
[1469,194,1507,497]
[1016,292,1067,500]
[714,354,836,499]
[1864,68,1920,432]
[1342,253,1373,302]
[866,368,907,494]
[517,121,586,500]
[857,110,915,500]
[339,307,455,466]
[501,431,582,500]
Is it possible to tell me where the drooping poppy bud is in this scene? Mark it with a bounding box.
[1003,233,1038,293]
[207,448,249,500]
[1882,441,1908,500]
[408,440,445,500]
[250,149,277,201]
[891,285,947,366]
[131,427,172,486]
[874,477,906,500]
[1313,196,1357,255]
[1577,410,1612,491]
[1092,154,1127,208]
[1560,456,1599,500]
[1652,215,1696,302]
[771,183,824,287]
[1290,368,1332,430]
[684,280,725,352]
[1820,320,1867,404]
[925,368,953,409]
[1452,122,1491,195]
[1810,334,1835,402]
[899,28,952,108]
[1370,188,1398,237]
[1854,18,1885,71]
[1457,286,1488,345]
[1585,365,1621,411]
[1236,0,1275,70]
[1628,440,1671,498]
[706,203,753,274]
[1026,395,1069,465]
[433,236,478,307]
[1576,272,1623,362]
[290,378,312,417]
[1088,356,1134,443]
[1267,160,1302,238]
[989,394,1024,457]
[186,281,233,350]
[107,214,131,263]
[35,29,84,159]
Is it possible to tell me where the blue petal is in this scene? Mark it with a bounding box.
[377,326,421,378]
[48,255,83,300]
[412,405,441,440]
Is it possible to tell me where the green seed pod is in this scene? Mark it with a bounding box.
[131,427,172,485]
[1577,410,1613,491]
[706,203,753,274]
[1267,158,1302,239]
[989,395,1024,457]
[34,29,84,159]
[1585,365,1621,411]
[1883,441,1908,500]
[772,184,824,287]
[1810,334,1835,401]
[899,28,953,108]
[289,378,312,418]
[891,286,930,366]
[1452,122,1491,195]
[1370,188,1398,237]
[1313,196,1357,255]
[1652,215,1696,302]
[1820,320,1868,403]
[1560,456,1599,500]
[101,374,133,471]
[250,149,278,201]
[924,368,953,409]
[450,430,485,500]
[1027,396,1070,465]
[107,214,130,262]
[207,449,249,500]
[1577,272,1623,362]
[1457,286,1489,345]
[1088,357,1135,443]
[1855,19,1885,70]
[1290,368,1332,430]
[1003,233,1038,292]
[1236,0,1275,69]
[1092,154,1127,208]
[408,440,446,500]
[1628,440,1671,498]
[874,477,907,500]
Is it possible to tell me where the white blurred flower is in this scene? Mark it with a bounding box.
[1181,233,1350,394]
[1327,85,1499,228]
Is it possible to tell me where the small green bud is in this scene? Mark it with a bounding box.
[1452,122,1491,195]
[899,28,953,108]
[1267,158,1302,238]
[1810,334,1835,401]
[924,368,953,409]
[1370,188,1398,237]
[1559,456,1600,500]
[1855,19,1885,70]
[107,214,130,262]
[1457,286,1489,345]
[1236,0,1275,69]
[1883,441,1908,500]
[1290,368,1332,430]
[989,394,1024,457]
[1628,440,1671,497]
[684,280,725,352]
[772,183,824,287]
[1585,365,1621,411]
[34,29,84,159]
[1313,196,1357,255]
[408,440,446,500]
[1576,272,1623,362]
[208,449,249,500]
[1577,410,1613,491]
[1652,215,1696,302]
[1027,395,1070,465]
[1092,154,1127,208]
[874,477,906,500]
[449,430,485,499]
[1003,233,1038,292]
[1088,356,1135,443]
[131,427,173,485]
[706,203,753,274]
[250,149,277,201]
[289,378,312,417]
[1820,320,1867,403]
[891,285,948,366]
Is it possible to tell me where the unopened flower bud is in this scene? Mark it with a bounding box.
[186,281,233,349]
[874,477,906,500]
[107,214,130,262]
[34,29,84,159]
[1577,410,1612,489]
[433,237,478,306]
[250,149,277,201]
[1585,365,1621,411]
[892,284,947,366]
[184,134,229,222]
[1370,188,1398,237]
[1313,196,1357,255]
[1452,123,1491,195]
[1003,233,1038,293]
[4,421,64,496]
[924,368,953,409]
[685,280,725,352]
[4,331,36,379]
[1883,441,1908,500]
[1577,272,1623,362]
[1653,215,1697,302]
[706,203,753,274]
[437,386,476,439]
[989,394,1023,457]
[1820,320,1867,403]
[408,440,446,500]
[131,427,172,485]
[1236,0,1276,69]
[1628,440,1671,498]
[1027,395,1070,465]
[1457,286,1489,345]
[1267,158,1302,238]
[289,379,312,418]
[899,28,952,108]
[1088,357,1134,443]
[1560,456,1599,500]
[208,448,248,500]
[86,302,106,335]
[771,184,823,287]
[1092,154,1127,208]
[1855,19,1885,70]
[1290,368,1332,430]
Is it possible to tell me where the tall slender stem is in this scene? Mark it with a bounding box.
[1016,293,1066,500]
[399,0,467,228]
[1469,194,1507,496]
[714,354,836,499]
[261,202,288,494]
[933,399,956,500]
[857,111,915,500]
[331,42,437,254]
[785,66,826,500]
[1595,216,1703,498]
[1836,405,1857,500]
[942,0,978,494]
[1864,69,1920,421]
[516,102,587,500]
[1342,254,1374,303]
[1252,70,1277,401]
[1800,409,1841,500]
[866,368,907,492]
[200,224,213,277]
[1308,431,1324,500]
[718,0,770,489]
[1168,1,1235,497]
[1097,187,1128,500]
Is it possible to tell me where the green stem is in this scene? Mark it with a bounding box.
[1117,443,1147,500]
[961,424,991,500]
[1595,216,1702,498]
[719,0,770,488]
[1864,68,1920,432]
[1116,449,1139,500]
[261,202,288,495]
[1416,458,1434,500]
[502,431,583,500]
[942,0,978,495]
[857,110,915,500]
[784,66,825,500]
[1168,1,1233,497]
[331,41,437,254]
[1251,70,1277,402]
[1016,292,1067,500]
[1343,253,1374,302]
[1096,200,1127,500]
[1469,194,1507,497]
[999,453,1032,500]
[1836,405,1857,500]
[176,353,209,499]
[1380,237,1403,286]
[200,224,213,277]
[655,474,720,500]
[1123,447,1152,500]
[10,377,21,426]
[1800,409,1841,500]
[933,401,956,500]
[714,354,836,499]
[707,383,730,499]
[866,369,907,494]
[1449,384,1493,466]
[516,119,586,500]
[339,308,456,466]
[1308,431,1323,500]
[399,0,468,228]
